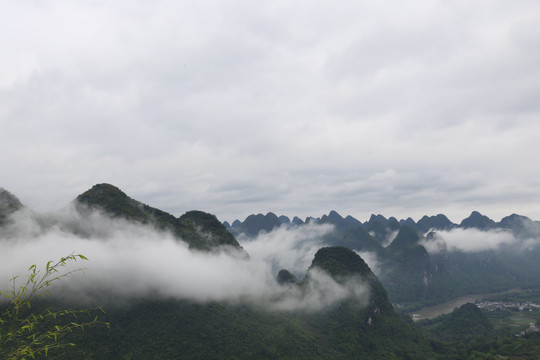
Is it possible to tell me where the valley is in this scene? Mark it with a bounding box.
[409,294,488,321]
[409,288,524,321]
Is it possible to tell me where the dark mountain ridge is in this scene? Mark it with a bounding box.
[228,209,540,236]
[459,210,497,230]
[229,209,540,310]
[0,187,24,225]
[416,214,455,233]
[76,183,241,251]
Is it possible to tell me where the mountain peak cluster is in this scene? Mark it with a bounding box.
[227,207,540,308]
[225,208,534,237]
[2,183,540,359]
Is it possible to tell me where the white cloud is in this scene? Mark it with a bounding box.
[238,221,382,281]
[238,222,334,277]
[421,228,517,253]
[0,207,369,311]
[355,251,381,278]
[269,268,370,312]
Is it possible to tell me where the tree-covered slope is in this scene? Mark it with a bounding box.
[422,303,494,344]
[76,183,241,251]
[53,247,438,360]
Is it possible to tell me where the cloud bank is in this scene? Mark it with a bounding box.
[237,221,381,279]
[0,207,369,311]
[421,228,517,253]
[237,223,334,277]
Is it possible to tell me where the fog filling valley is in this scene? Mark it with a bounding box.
[4,201,537,312]
[420,226,540,254]
[0,206,370,311]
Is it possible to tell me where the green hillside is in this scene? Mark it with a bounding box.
[76,183,241,251]
[52,247,438,360]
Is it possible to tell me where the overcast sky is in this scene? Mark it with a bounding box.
[2,1,540,224]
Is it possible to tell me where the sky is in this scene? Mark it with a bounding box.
[2,0,540,224]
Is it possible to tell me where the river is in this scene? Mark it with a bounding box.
[408,289,522,321]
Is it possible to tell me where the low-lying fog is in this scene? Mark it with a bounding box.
[0,206,370,311]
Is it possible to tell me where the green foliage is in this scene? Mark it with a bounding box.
[49,290,438,359]
[414,293,540,359]
[419,303,493,342]
[76,183,242,251]
[39,247,439,359]
[178,210,241,249]
[0,255,107,359]
[79,300,339,360]
[458,332,540,359]
[443,304,494,342]
[309,246,372,278]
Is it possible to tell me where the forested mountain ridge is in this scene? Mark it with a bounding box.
[51,248,438,359]
[226,209,540,236]
[76,183,241,250]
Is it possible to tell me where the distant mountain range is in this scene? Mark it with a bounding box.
[225,209,540,236]
[227,210,540,309]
